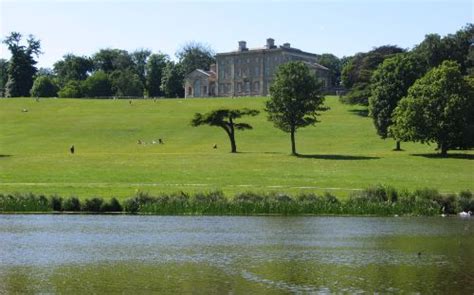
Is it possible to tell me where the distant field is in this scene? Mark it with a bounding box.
[0,96,472,199]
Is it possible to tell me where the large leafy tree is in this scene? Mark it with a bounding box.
[191,108,259,153]
[369,53,426,150]
[131,49,151,86]
[53,54,93,87]
[58,80,83,98]
[30,76,59,97]
[146,53,168,97]
[317,53,342,86]
[265,61,327,155]
[176,42,215,75]
[82,71,113,98]
[390,61,474,156]
[0,59,8,97]
[109,69,144,97]
[160,62,184,98]
[2,32,41,97]
[92,49,134,73]
[413,24,473,74]
[341,45,404,105]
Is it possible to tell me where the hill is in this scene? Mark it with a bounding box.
[0,96,472,199]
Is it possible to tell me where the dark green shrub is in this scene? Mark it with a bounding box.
[459,190,474,212]
[123,197,139,213]
[100,197,123,212]
[82,197,104,212]
[49,195,63,211]
[63,197,81,211]
[353,185,398,202]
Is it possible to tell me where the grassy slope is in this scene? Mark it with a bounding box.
[0,96,472,199]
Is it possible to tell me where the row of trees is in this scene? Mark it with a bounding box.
[0,33,216,98]
[341,24,473,106]
[366,24,474,155]
[194,55,473,157]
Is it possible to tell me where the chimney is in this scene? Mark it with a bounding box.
[238,41,247,51]
[282,43,291,48]
[266,38,275,49]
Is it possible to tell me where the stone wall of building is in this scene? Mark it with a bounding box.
[185,38,330,98]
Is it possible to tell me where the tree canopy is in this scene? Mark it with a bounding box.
[160,62,184,98]
[177,42,215,75]
[2,32,41,97]
[266,61,327,155]
[53,54,93,87]
[341,45,405,105]
[146,53,168,97]
[369,52,426,150]
[191,108,259,153]
[30,76,58,97]
[82,71,113,98]
[390,60,474,156]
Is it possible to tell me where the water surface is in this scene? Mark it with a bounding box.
[0,215,473,293]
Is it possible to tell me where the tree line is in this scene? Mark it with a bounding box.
[0,33,215,98]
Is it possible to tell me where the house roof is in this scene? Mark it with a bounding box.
[303,61,329,71]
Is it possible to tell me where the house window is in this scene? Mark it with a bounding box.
[255,66,259,76]
[245,81,250,92]
[203,86,207,95]
[253,81,260,92]
[187,87,192,96]
[237,83,242,92]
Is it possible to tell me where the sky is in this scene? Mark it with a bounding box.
[0,0,472,68]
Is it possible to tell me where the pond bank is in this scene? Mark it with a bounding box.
[1,185,473,216]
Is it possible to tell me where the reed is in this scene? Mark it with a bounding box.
[0,187,472,216]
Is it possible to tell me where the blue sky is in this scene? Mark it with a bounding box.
[0,0,472,68]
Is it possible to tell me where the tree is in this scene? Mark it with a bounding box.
[3,32,41,97]
[109,69,144,97]
[369,53,425,150]
[0,59,8,97]
[191,108,259,153]
[92,49,133,73]
[30,76,58,97]
[317,53,342,86]
[265,61,327,155]
[82,71,113,97]
[413,24,474,74]
[176,41,215,75]
[131,49,151,86]
[390,61,474,156]
[53,54,93,86]
[160,62,184,98]
[146,53,168,97]
[341,45,404,105]
[58,80,83,98]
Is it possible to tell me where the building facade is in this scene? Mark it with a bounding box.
[184,38,330,98]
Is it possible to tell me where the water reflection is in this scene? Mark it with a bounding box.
[0,215,473,293]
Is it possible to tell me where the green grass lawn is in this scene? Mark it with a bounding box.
[0,96,472,200]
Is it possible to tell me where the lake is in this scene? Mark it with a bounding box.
[0,215,473,294]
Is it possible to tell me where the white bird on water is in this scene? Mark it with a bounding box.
[458,211,472,217]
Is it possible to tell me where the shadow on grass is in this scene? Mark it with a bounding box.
[412,153,474,160]
[0,155,12,158]
[348,109,369,117]
[296,154,380,160]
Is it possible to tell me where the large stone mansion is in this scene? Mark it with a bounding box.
[184,38,330,98]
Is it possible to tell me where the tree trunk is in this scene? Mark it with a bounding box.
[394,140,401,151]
[290,128,297,155]
[228,118,237,153]
[229,133,237,153]
[440,142,448,157]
